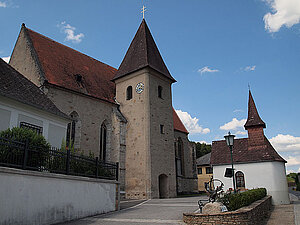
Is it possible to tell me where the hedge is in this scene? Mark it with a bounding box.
[218,188,267,211]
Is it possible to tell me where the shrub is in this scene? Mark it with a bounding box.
[0,127,50,149]
[218,188,267,211]
[0,127,50,168]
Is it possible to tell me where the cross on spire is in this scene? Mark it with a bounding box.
[141,5,146,19]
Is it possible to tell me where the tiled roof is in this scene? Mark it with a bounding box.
[210,137,286,165]
[0,58,68,119]
[196,153,211,166]
[113,19,176,82]
[25,27,117,104]
[21,25,186,132]
[244,90,266,129]
[173,108,189,134]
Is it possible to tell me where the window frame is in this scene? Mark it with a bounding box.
[20,122,43,135]
[126,86,133,100]
[158,85,163,99]
[197,167,202,174]
[205,167,213,174]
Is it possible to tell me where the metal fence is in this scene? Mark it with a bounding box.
[0,137,118,180]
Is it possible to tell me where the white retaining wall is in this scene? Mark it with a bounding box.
[0,167,118,225]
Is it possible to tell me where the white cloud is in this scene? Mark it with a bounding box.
[263,0,300,33]
[270,134,300,152]
[287,156,300,166]
[0,1,6,7]
[198,66,219,74]
[1,56,10,63]
[58,21,84,43]
[236,131,247,135]
[219,118,247,131]
[175,109,210,134]
[233,109,243,113]
[244,65,256,72]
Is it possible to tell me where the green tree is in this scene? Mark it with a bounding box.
[194,142,212,158]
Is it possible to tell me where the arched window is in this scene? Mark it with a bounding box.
[235,171,245,188]
[175,138,184,176]
[158,85,162,98]
[100,123,107,161]
[126,86,132,100]
[66,111,79,148]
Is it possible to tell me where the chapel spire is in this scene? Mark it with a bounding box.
[244,90,266,130]
[112,19,176,82]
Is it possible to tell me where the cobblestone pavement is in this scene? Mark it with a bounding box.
[58,196,205,225]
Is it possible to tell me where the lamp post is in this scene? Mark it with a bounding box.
[224,131,236,193]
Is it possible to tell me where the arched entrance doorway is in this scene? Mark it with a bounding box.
[159,174,169,198]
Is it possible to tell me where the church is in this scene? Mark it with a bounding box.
[8,19,198,199]
[211,91,289,205]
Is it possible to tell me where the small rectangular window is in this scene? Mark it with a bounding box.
[20,122,43,135]
[160,124,164,134]
[197,167,202,174]
[206,167,213,174]
[158,86,162,99]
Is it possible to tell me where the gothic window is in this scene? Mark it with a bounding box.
[235,171,245,188]
[126,86,132,100]
[100,123,107,161]
[66,111,79,148]
[158,85,162,98]
[175,138,184,176]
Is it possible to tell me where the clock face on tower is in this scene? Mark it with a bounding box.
[136,82,144,94]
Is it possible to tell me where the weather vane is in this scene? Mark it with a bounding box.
[248,83,251,90]
[141,5,146,19]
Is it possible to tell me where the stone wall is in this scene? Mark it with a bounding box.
[174,130,198,194]
[183,196,272,225]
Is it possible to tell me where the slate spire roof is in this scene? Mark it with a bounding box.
[244,90,266,129]
[0,58,68,119]
[113,19,176,82]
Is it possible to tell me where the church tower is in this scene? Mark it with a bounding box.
[113,20,177,199]
[244,90,267,150]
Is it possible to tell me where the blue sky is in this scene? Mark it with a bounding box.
[1,0,300,173]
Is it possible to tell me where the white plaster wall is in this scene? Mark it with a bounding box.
[0,167,117,225]
[0,96,69,148]
[213,161,290,205]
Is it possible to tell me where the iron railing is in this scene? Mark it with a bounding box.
[0,137,118,180]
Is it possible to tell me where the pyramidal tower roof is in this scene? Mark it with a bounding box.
[113,19,176,82]
[244,90,266,129]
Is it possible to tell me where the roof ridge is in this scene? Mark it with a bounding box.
[26,27,117,72]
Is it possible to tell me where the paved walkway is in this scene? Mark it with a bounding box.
[58,196,204,225]
[58,192,300,225]
[267,193,300,225]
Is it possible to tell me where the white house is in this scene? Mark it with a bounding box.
[0,58,70,148]
[211,91,289,205]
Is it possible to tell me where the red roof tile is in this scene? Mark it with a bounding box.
[173,108,189,134]
[23,25,187,133]
[210,137,286,165]
[26,27,117,104]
